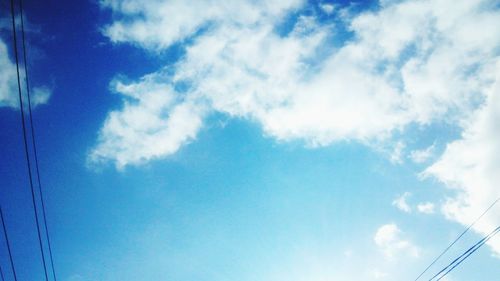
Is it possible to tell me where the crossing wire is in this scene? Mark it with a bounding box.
[9,0,50,280]
[414,197,500,281]
[18,0,58,280]
[0,207,18,281]
[433,226,500,281]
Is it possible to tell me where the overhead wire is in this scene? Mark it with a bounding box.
[414,197,500,281]
[429,225,498,280]
[18,0,58,279]
[9,0,50,280]
[432,225,500,281]
[0,207,18,281]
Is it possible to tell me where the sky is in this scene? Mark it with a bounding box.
[0,0,500,280]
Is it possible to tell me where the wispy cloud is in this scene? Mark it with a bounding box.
[389,141,406,164]
[416,202,435,214]
[319,3,335,15]
[392,192,412,213]
[409,144,436,164]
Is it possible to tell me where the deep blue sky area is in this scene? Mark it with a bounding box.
[1,0,500,281]
[0,0,151,278]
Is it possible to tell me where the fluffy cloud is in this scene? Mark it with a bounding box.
[89,74,205,168]
[0,37,51,109]
[94,0,500,255]
[374,223,419,259]
[393,195,436,215]
[424,61,500,254]
[101,0,303,51]
[94,0,500,167]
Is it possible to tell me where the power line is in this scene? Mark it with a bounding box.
[18,0,58,280]
[435,226,500,280]
[429,226,497,280]
[0,263,4,281]
[432,225,500,281]
[0,207,18,281]
[9,0,50,280]
[414,197,500,281]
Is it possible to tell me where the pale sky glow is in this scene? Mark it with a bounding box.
[1,0,500,280]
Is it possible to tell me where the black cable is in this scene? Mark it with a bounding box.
[0,207,18,281]
[428,226,499,280]
[18,0,58,280]
[434,226,500,281]
[414,197,500,281]
[436,227,500,280]
[9,0,50,280]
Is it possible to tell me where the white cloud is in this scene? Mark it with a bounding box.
[319,3,335,15]
[1,36,51,109]
[95,1,500,257]
[0,39,19,108]
[374,223,420,259]
[389,141,405,164]
[392,192,412,213]
[94,1,500,257]
[31,86,51,106]
[101,0,304,51]
[423,60,500,255]
[89,74,205,168]
[409,144,435,164]
[94,0,500,169]
[416,202,435,214]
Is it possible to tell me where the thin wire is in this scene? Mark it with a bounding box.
[0,207,18,281]
[9,0,50,280]
[436,227,500,280]
[414,197,500,281]
[434,226,500,281]
[428,226,499,280]
[0,263,4,281]
[18,0,58,280]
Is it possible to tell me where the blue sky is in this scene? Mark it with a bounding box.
[1,0,500,280]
